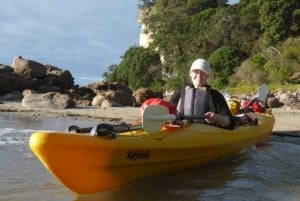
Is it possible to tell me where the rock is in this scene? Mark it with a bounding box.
[22,89,38,96]
[10,56,47,79]
[132,88,158,107]
[270,89,300,109]
[37,85,62,93]
[266,96,283,108]
[76,86,95,97]
[89,81,132,95]
[102,90,133,106]
[0,64,13,74]
[0,91,23,101]
[1,74,25,94]
[276,92,291,103]
[101,99,121,107]
[91,94,105,106]
[44,64,74,89]
[87,82,133,106]
[22,92,75,109]
[74,99,91,106]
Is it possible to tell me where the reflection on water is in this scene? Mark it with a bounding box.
[74,143,300,201]
[74,154,247,201]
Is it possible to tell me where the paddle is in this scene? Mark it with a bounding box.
[67,123,142,136]
[256,83,268,105]
[67,105,202,135]
[142,105,206,134]
[66,105,172,135]
[142,104,176,134]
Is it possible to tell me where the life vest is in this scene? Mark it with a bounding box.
[178,86,215,122]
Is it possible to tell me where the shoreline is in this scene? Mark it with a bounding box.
[0,101,299,132]
[0,101,140,122]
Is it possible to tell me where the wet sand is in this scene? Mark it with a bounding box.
[271,108,300,132]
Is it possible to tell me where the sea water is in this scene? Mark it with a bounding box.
[1,113,300,201]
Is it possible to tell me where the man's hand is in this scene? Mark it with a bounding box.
[205,112,230,128]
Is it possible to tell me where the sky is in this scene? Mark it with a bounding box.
[0,0,239,86]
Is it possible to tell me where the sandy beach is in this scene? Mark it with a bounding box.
[270,108,300,132]
[0,101,299,132]
[0,101,140,122]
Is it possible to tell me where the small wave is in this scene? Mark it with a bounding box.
[0,128,34,145]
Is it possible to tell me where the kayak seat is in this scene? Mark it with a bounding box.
[90,123,117,139]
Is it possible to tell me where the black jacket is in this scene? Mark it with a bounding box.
[170,85,236,130]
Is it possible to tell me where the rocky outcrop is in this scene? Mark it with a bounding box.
[1,56,163,109]
[269,88,300,109]
[88,82,133,107]
[1,56,74,94]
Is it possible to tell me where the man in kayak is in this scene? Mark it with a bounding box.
[170,58,236,129]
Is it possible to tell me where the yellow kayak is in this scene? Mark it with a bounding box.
[29,105,275,195]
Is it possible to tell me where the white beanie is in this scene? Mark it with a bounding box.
[190,58,210,75]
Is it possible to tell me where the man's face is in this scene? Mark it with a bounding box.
[190,69,208,88]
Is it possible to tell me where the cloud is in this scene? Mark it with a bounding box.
[0,0,140,85]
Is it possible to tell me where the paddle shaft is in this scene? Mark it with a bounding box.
[177,114,205,121]
[68,124,142,134]
[69,107,206,135]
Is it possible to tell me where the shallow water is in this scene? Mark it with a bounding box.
[1,113,300,201]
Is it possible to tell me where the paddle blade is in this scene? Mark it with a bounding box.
[257,83,268,105]
[142,105,176,134]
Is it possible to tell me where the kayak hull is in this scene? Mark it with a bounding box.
[29,112,274,195]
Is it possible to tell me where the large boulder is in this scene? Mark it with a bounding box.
[43,64,74,89]
[266,96,283,108]
[132,88,159,107]
[10,56,47,79]
[0,65,24,94]
[0,64,13,74]
[87,82,133,106]
[91,94,105,106]
[102,90,132,106]
[22,92,75,109]
[88,81,132,95]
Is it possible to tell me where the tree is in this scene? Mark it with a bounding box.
[259,0,300,45]
[102,64,118,82]
[105,0,300,91]
[263,37,300,84]
[103,46,163,91]
[208,47,245,88]
[230,54,267,86]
